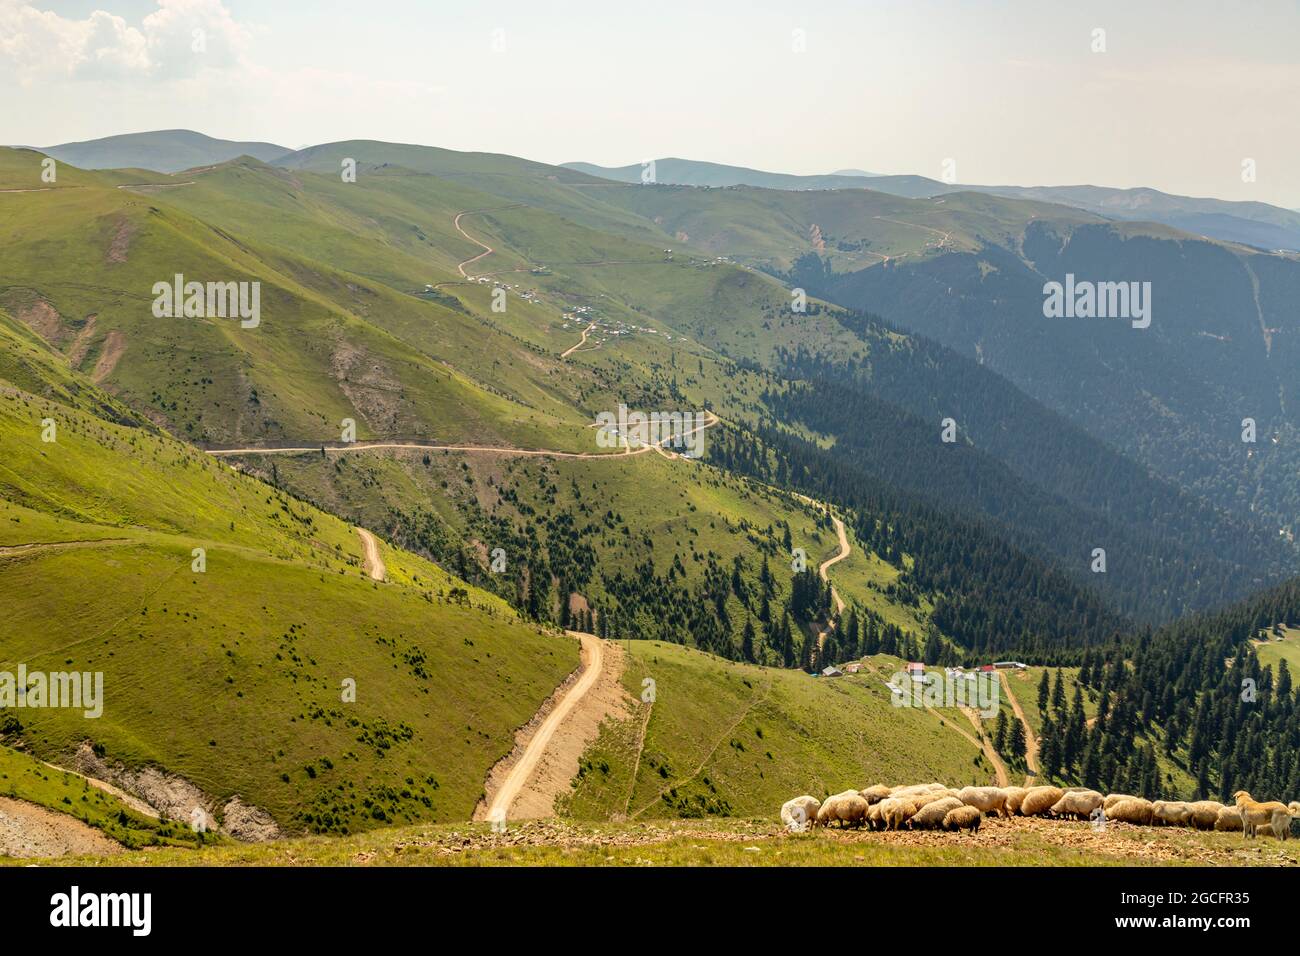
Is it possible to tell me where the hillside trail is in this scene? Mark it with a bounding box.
[561,322,597,359]
[116,181,195,190]
[475,630,627,823]
[999,671,1041,786]
[961,707,1010,787]
[792,494,849,656]
[819,512,849,615]
[355,527,386,581]
[628,672,774,820]
[452,205,524,278]
[924,704,988,763]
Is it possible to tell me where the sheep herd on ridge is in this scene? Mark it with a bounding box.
[780,785,1300,839]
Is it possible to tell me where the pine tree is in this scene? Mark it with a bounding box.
[1008,719,1027,763]
[993,710,1009,753]
[1051,668,1067,719]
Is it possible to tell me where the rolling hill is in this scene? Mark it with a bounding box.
[37,130,291,173]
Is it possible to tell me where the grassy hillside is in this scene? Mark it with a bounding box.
[0,150,596,451]
[0,381,577,836]
[558,641,994,820]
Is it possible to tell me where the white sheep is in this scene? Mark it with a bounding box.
[1214,805,1244,832]
[943,804,981,834]
[911,796,964,829]
[1152,800,1191,826]
[878,796,918,831]
[859,784,891,805]
[816,790,868,828]
[1019,786,1065,817]
[1186,800,1223,831]
[780,795,821,832]
[1106,797,1154,825]
[1002,786,1028,815]
[958,786,1008,817]
[1050,789,1104,820]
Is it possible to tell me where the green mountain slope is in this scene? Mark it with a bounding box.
[0,377,577,836]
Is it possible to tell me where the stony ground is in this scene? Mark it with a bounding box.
[19,815,1299,867]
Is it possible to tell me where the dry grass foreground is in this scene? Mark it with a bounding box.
[23,815,1300,868]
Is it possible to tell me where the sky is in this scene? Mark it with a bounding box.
[3,0,1298,207]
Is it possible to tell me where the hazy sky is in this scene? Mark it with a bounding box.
[4,0,1298,207]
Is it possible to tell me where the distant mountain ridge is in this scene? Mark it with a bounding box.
[562,158,938,196]
[567,156,1300,251]
[38,129,291,173]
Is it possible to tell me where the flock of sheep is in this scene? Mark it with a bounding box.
[781,784,1300,840]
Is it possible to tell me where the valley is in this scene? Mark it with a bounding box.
[1,129,1298,870]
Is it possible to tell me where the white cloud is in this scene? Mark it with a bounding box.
[0,0,248,84]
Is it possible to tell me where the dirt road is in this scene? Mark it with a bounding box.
[478,631,624,822]
[451,206,524,278]
[206,411,718,461]
[999,671,1041,785]
[818,512,849,615]
[961,707,1010,787]
[355,527,386,581]
[561,322,597,359]
[792,494,849,647]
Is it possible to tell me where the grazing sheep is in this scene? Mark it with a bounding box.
[1186,801,1223,831]
[780,795,821,831]
[911,796,964,830]
[1232,791,1299,839]
[913,790,961,809]
[867,800,886,830]
[1107,798,1154,825]
[879,797,918,831]
[1151,800,1192,826]
[1103,793,1140,812]
[890,783,947,799]
[816,790,869,828]
[859,784,891,805]
[958,786,1008,817]
[1214,806,1244,832]
[1019,786,1065,817]
[1050,789,1104,820]
[1002,786,1028,815]
[943,805,981,834]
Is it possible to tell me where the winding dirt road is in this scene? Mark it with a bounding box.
[483,631,608,823]
[561,322,597,359]
[451,205,524,278]
[453,211,495,277]
[819,513,849,615]
[355,527,386,581]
